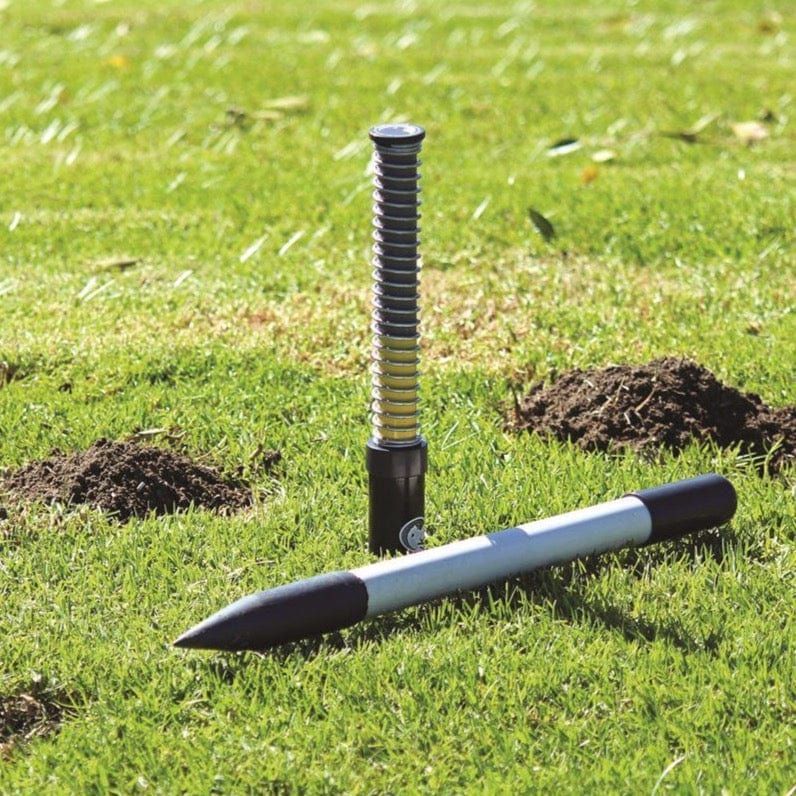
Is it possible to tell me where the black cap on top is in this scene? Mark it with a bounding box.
[369,123,426,147]
[628,473,737,544]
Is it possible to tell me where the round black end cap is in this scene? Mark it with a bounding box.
[369,123,425,147]
[629,473,737,544]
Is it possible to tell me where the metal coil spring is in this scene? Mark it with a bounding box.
[370,137,422,446]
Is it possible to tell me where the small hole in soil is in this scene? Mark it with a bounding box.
[0,361,24,388]
[0,687,71,756]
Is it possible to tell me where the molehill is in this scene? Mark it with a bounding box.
[510,358,795,472]
[2,438,255,521]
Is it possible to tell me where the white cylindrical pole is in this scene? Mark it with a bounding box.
[353,497,650,617]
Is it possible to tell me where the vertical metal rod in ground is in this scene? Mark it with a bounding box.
[366,123,428,555]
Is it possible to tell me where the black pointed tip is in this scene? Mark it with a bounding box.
[171,612,240,651]
[173,627,205,649]
[172,572,369,653]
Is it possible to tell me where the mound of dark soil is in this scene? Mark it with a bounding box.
[511,358,795,472]
[1,692,64,756]
[3,439,254,521]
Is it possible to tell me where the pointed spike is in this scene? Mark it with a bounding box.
[172,627,205,649]
[172,572,369,652]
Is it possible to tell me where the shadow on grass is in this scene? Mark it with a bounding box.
[196,525,742,683]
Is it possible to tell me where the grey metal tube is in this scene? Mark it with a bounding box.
[353,496,650,617]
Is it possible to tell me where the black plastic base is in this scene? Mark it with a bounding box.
[366,438,427,556]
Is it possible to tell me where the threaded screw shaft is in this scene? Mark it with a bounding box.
[369,123,425,447]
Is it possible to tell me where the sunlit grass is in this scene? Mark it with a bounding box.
[0,0,794,791]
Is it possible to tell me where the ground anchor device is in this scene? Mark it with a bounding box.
[174,473,737,652]
[366,123,427,555]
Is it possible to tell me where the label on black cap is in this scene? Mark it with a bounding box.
[399,517,425,552]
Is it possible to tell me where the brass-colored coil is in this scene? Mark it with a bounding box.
[370,139,422,445]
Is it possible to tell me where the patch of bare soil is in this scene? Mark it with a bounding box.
[1,690,66,757]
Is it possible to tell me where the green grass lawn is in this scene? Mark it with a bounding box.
[1,0,794,790]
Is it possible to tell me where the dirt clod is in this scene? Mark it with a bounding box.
[1,692,65,756]
[511,358,795,472]
[3,439,255,521]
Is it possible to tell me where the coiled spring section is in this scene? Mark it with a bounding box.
[370,132,423,446]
